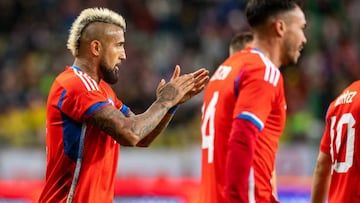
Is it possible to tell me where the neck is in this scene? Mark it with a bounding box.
[252,33,282,68]
[73,58,100,83]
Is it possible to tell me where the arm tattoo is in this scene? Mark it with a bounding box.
[158,85,178,102]
[87,103,170,145]
[137,113,173,147]
[134,107,168,140]
[87,106,134,139]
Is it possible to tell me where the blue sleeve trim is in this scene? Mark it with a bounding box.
[85,101,109,116]
[234,75,240,98]
[168,105,179,115]
[233,69,245,99]
[120,104,130,116]
[237,111,264,131]
[57,90,67,109]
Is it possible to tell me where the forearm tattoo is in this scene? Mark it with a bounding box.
[137,114,173,146]
[134,107,168,140]
[87,103,169,144]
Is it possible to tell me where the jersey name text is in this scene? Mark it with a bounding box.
[210,65,232,81]
[335,90,357,106]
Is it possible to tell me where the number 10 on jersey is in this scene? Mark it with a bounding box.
[330,113,355,173]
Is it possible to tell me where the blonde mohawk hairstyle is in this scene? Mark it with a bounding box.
[67,7,126,56]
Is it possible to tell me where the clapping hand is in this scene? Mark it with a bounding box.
[156,65,209,106]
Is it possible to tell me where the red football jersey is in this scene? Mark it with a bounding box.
[320,81,360,203]
[200,47,286,203]
[39,66,130,203]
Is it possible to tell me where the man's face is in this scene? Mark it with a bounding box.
[282,6,307,65]
[99,25,126,84]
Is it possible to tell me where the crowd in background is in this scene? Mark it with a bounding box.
[0,0,360,148]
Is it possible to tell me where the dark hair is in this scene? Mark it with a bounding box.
[230,32,253,52]
[245,0,303,27]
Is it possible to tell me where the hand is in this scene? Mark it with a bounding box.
[156,66,195,107]
[156,65,209,106]
[156,65,181,98]
[177,68,209,104]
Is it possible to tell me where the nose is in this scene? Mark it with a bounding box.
[303,34,307,45]
[120,49,126,61]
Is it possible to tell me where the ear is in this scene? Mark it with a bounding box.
[90,40,102,56]
[274,19,286,37]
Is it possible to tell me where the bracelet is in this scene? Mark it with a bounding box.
[168,105,179,115]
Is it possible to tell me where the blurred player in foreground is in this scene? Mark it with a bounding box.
[199,0,307,202]
[38,7,209,203]
[228,32,253,56]
[311,82,360,203]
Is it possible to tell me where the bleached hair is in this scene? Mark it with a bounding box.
[67,7,126,56]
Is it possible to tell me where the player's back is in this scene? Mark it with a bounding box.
[323,81,360,203]
[200,47,284,203]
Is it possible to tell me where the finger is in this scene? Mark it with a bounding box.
[157,79,166,91]
[190,75,209,95]
[194,72,209,83]
[194,73,209,88]
[195,75,209,88]
[171,65,181,80]
[171,73,193,85]
[176,75,195,92]
[192,68,209,78]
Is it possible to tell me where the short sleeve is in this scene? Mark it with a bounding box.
[319,118,331,155]
[233,66,279,131]
[59,89,111,123]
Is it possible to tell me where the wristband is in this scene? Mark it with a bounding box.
[168,105,179,115]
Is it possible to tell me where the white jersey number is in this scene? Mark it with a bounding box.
[329,113,355,173]
[201,92,219,163]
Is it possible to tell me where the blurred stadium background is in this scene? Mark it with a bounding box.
[0,0,359,202]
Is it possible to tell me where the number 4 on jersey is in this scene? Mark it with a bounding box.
[201,92,219,163]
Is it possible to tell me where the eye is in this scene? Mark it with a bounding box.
[117,42,125,47]
[302,23,307,30]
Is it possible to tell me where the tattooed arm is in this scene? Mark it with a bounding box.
[135,111,175,147]
[86,73,195,146]
[136,67,209,147]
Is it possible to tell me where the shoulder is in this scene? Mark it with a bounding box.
[330,81,360,109]
[231,49,282,87]
[56,66,100,95]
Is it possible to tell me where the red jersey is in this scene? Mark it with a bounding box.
[200,47,286,203]
[320,81,360,203]
[39,66,130,203]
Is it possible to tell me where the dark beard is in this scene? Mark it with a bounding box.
[100,63,118,84]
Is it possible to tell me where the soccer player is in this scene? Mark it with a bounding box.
[311,82,360,203]
[38,7,209,203]
[199,0,307,202]
[229,32,281,199]
[229,32,253,56]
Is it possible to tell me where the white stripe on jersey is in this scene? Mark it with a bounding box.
[248,167,256,203]
[73,69,99,91]
[251,49,280,87]
[82,72,99,91]
[66,124,86,203]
